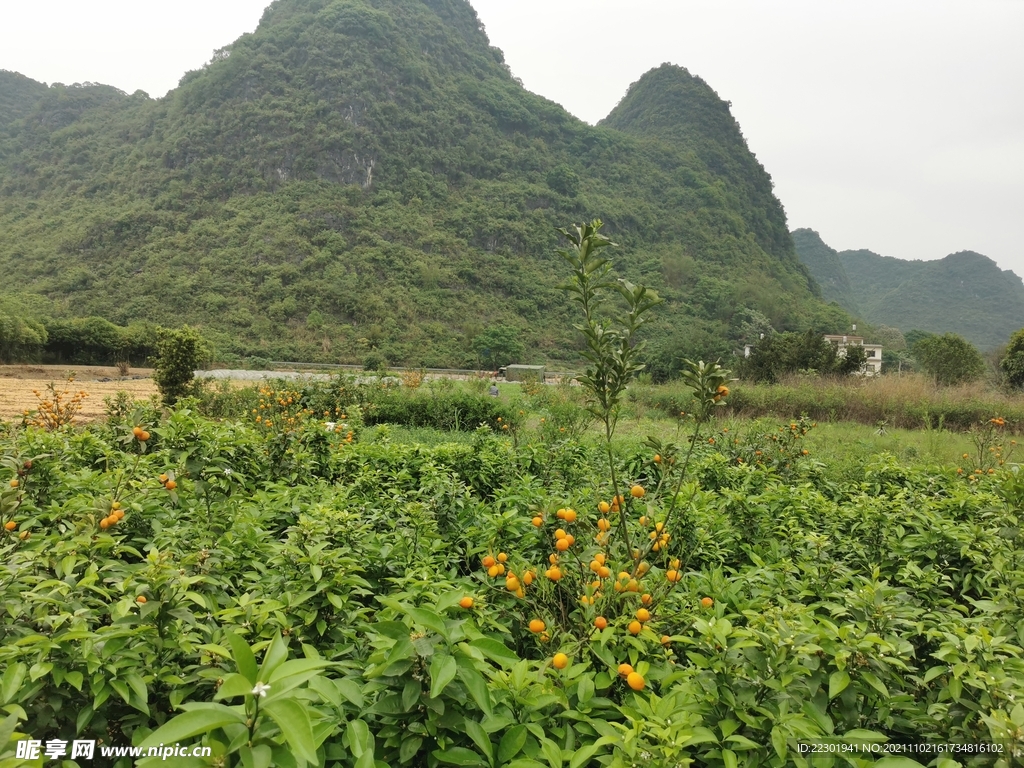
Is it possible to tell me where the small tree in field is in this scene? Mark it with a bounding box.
[152,326,211,405]
[1000,328,1024,389]
[472,325,524,368]
[912,332,985,386]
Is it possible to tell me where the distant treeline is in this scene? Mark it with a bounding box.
[0,314,161,365]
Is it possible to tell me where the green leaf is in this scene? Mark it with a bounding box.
[336,678,365,708]
[400,737,424,764]
[430,654,458,699]
[432,746,487,766]
[456,657,492,716]
[258,633,289,682]
[873,759,928,768]
[469,638,519,669]
[576,676,593,705]
[214,673,254,701]
[860,671,889,698]
[0,713,18,754]
[262,698,317,766]
[722,748,738,768]
[227,632,258,684]
[139,705,246,748]
[540,737,562,768]
[829,670,850,699]
[770,726,787,761]
[346,719,373,757]
[498,725,527,764]
[267,658,331,684]
[408,607,450,640]
[0,664,26,705]
[465,720,494,765]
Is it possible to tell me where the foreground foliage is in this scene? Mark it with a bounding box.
[0,384,1022,766]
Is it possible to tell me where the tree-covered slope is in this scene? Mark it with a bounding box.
[0,0,846,367]
[0,71,49,128]
[793,229,1024,350]
[790,229,856,310]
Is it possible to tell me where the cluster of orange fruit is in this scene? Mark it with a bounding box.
[27,380,89,430]
[713,384,729,403]
[99,501,125,530]
[132,426,151,442]
[158,473,177,491]
[481,553,535,598]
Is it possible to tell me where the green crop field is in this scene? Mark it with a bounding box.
[2,222,1023,768]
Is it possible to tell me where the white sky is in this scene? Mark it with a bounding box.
[1,0,1022,276]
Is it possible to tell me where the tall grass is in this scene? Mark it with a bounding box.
[637,373,1024,432]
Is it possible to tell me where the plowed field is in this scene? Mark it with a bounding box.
[0,365,158,422]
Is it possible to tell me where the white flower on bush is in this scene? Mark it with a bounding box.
[251,682,271,698]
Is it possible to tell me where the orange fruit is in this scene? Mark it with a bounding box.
[482,555,496,568]
[529,619,546,633]
[666,570,682,583]
[597,518,611,532]
[562,509,577,523]
[523,570,535,586]
[531,516,543,527]
[594,616,608,629]
[545,566,562,581]
[598,501,610,513]
[136,595,147,604]
[700,596,714,608]
[139,431,150,441]
[459,596,474,609]
[4,520,16,531]
[626,672,645,691]
[100,518,111,529]
[9,479,18,488]
[164,480,177,490]
[636,608,651,623]
[640,593,652,605]
[505,576,520,592]
[628,620,642,635]
[593,553,606,565]
[555,538,570,552]
[598,566,611,579]
[554,528,567,540]
[661,635,671,646]
[556,508,566,519]
[497,552,508,563]
[132,426,144,438]
[630,485,645,499]
[552,653,569,670]
[565,534,575,546]
[159,473,169,483]
[653,454,661,463]
[488,565,501,578]
[19,530,29,540]
[548,553,559,565]
[111,501,121,510]
[617,663,634,677]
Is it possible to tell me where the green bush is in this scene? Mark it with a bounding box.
[152,325,212,405]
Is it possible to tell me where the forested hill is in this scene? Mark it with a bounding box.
[0,0,847,369]
[793,228,1024,350]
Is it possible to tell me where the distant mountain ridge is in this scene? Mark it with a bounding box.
[0,0,847,367]
[793,228,1024,349]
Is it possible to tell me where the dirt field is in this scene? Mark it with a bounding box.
[0,365,159,422]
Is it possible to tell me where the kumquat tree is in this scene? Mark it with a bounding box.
[2,220,1024,768]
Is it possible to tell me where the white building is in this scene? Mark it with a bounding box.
[743,334,883,375]
[822,334,883,375]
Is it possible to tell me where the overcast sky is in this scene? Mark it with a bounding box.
[2,0,1022,276]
